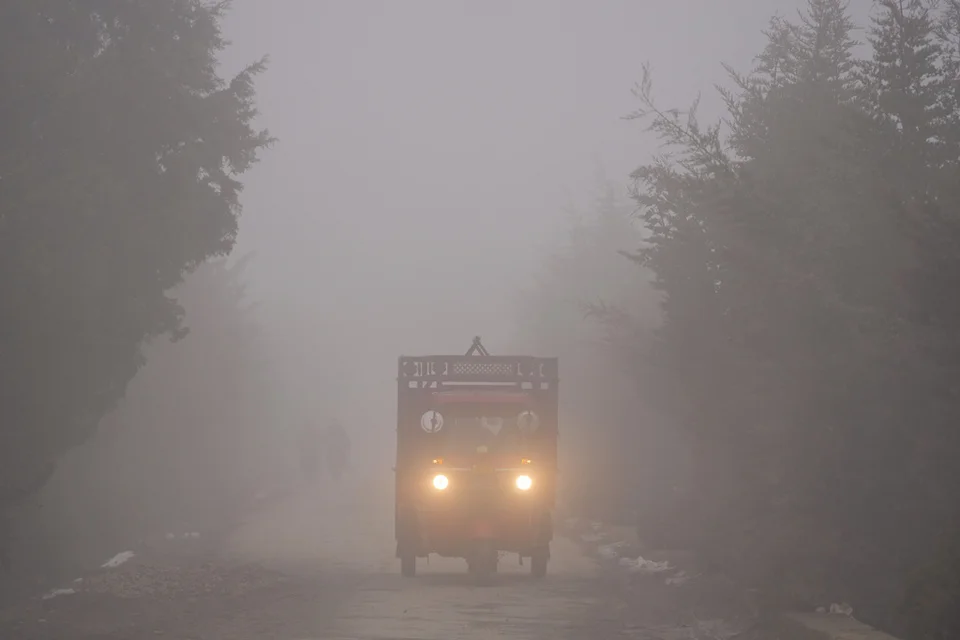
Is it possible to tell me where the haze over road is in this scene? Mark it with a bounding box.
[222,474,610,640]
[2,460,748,640]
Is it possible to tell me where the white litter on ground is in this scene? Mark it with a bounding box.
[101,550,135,569]
[829,602,854,615]
[618,555,673,573]
[41,587,76,600]
[816,602,854,615]
[666,570,692,586]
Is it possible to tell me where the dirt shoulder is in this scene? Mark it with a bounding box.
[0,483,361,640]
[0,557,348,640]
[562,515,763,639]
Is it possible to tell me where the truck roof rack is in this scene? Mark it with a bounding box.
[398,337,557,388]
[465,336,490,356]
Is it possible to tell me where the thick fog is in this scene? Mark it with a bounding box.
[220,0,809,459]
[10,1,960,637]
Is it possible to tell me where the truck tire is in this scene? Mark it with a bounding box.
[396,506,418,578]
[400,552,416,577]
[530,547,548,579]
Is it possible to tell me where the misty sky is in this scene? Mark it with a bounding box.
[217,0,871,432]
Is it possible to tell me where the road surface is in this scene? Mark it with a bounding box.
[1,474,744,639]
[221,476,615,640]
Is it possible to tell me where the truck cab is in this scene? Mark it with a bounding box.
[394,338,559,582]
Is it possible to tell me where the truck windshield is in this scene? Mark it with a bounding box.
[445,415,524,456]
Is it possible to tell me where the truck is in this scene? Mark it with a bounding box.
[393,337,559,584]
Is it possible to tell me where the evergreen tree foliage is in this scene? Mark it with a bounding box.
[520,0,960,633]
[0,1,272,516]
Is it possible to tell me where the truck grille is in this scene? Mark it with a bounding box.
[452,361,516,376]
[462,473,500,503]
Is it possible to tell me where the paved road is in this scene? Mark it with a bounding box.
[221,476,616,640]
[5,475,722,639]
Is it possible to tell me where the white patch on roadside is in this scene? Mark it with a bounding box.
[41,587,76,600]
[666,570,691,586]
[829,602,853,616]
[101,550,135,568]
[618,555,672,573]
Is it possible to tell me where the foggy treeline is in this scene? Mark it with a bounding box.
[15,255,293,581]
[2,1,960,639]
[520,1,960,637]
[0,1,278,591]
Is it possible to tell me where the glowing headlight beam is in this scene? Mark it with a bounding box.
[432,474,449,490]
[515,474,533,491]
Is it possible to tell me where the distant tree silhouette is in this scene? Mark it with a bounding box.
[522,0,960,635]
[0,1,272,537]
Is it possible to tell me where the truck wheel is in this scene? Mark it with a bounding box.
[400,552,416,577]
[530,547,548,579]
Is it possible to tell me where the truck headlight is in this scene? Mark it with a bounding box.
[515,474,532,491]
[432,474,449,490]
